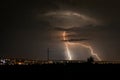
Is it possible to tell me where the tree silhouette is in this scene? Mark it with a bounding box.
[87,56,94,63]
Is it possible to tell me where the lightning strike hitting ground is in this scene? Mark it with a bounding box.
[63,31,72,60]
[63,31,101,61]
[67,42,101,61]
[78,43,101,61]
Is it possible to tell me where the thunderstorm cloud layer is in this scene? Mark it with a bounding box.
[0,0,120,61]
[42,10,102,61]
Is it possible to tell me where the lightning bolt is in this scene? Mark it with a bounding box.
[62,31,101,61]
[63,32,101,61]
[63,31,72,60]
[78,43,101,61]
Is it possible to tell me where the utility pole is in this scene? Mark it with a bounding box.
[47,48,49,61]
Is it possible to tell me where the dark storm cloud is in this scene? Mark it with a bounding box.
[0,0,120,60]
[62,39,88,42]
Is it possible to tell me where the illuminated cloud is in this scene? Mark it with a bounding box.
[43,11,99,29]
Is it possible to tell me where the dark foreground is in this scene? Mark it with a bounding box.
[0,63,120,72]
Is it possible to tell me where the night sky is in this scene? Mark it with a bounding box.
[0,0,120,61]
